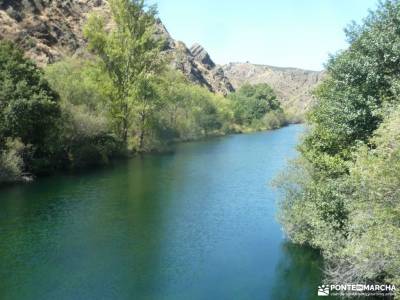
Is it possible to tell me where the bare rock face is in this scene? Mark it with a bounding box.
[190,43,215,69]
[156,22,234,95]
[222,62,324,114]
[0,0,234,95]
[0,0,107,65]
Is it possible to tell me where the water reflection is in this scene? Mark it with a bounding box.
[269,242,331,300]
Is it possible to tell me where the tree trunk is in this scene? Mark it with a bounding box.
[138,111,146,152]
[122,118,128,145]
[121,103,129,145]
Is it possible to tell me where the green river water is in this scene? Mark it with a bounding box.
[0,125,326,300]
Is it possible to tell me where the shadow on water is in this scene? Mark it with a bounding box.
[269,242,331,300]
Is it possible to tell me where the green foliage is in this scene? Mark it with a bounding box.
[143,70,231,149]
[277,0,400,291]
[0,138,25,183]
[84,0,166,149]
[0,2,286,181]
[260,110,288,130]
[45,58,110,111]
[303,0,400,176]
[331,109,400,289]
[0,40,61,174]
[45,58,120,169]
[60,103,120,169]
[229,83,281,125]
[0,41,60,145]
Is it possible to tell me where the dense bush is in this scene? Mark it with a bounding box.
[326,108,400,289]
[276,0,400,293]
[226,83,287,132]
[0,138,25,183]
[45,59,121,168]
[228,83,282,126]
[0,40,61,176]
[140,70,232,150]
[60,104,120,168]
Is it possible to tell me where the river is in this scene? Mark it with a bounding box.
[0,125,325,300]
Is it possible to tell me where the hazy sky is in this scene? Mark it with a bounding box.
[153,0,378,71]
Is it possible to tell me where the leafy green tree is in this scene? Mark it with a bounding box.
[276,0,400,291]
[0,41,60,173]
[154,70,228,143]
[84,0,166,150]
[191,91,222,135]
[302,0,400,176]
[45,57,110,111]
[327,108,400,290]
[45,58,119,168]
[229,83,281,125]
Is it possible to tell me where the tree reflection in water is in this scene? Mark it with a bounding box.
[269,241,339,300]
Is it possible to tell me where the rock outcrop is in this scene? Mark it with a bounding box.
[0,0,234,95]
[156,22,233,95]
[0,0,107,65]
[222,62,324,114]
[190,43,215,69]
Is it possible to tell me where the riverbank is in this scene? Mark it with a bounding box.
[1,39,291,186]
[1,119,297,187]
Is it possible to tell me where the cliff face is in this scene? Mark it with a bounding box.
[0,0,234,95]
[0,0,107,64]
[156,22,234,95]
[222,62,324,114]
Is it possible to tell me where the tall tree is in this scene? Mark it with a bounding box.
[0,41,60,173]
[84,0,165,150]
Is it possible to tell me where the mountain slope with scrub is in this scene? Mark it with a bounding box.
[223,62,324,117]
[0,0,234,95]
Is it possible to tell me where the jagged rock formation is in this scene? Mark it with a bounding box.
[223,62,324,114]
[185,43,234,95]
[190,43,215,69]
[0,0,234,95]
[156,21,233,95]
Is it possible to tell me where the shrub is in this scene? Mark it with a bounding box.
[0,41,60,147]
[60,103,119,169]
[229,83,281,125]
[0,138,25,183]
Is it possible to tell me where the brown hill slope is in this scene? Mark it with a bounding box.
[222,62,324,114]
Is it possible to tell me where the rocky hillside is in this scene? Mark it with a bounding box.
[0,0,234,95]
[156,22,234,95]
[0,0,106,64]
[0,0,322,108]
[223,62,324,114]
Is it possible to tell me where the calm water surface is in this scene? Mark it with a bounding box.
[0,125,324,300]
